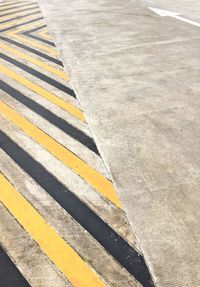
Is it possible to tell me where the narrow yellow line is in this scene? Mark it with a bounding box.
[0,65,83,121]
[0,42,69,80]
[0,1,16,7]
[0,5,39,22]
[7,30,59,56]
[0,11,41,29]
[0,3,34,15]
[0,101,122,208]
[0,1,21,10]
[37,28,52,40]
[6,18,44,32]
[7,24,59,56]
[0,174,107,287]
[0,2,29,11]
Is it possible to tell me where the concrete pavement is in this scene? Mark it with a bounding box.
[0,0,153,286]
[37,0,200,286]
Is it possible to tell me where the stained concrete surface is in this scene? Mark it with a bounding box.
[37,0,200,286]
[0,2,151,284]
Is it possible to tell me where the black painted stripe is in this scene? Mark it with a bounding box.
[22,24,55,46]
[0,16,43,32]
[23,32,55,46]
[0,5,38,18]
[0,52,76,97]
[0,131,154,287]
[0,245,31,287]
[0,10,40,25]
[0,35,63,66]
[0,2,36,13]
[0,80,99,155]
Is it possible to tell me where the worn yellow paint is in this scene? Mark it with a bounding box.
[0,65,83,121]
[0,174,107,287]
[0,1,30,11]
[0,3,34,15]
[36,28,52,40]
[0,42,69,80]
[0,5,39,22]
[0,101,122,208]
[0,1,18,9]
[0,12,41,29]
[5,17,44,31]
[6,23,59,56]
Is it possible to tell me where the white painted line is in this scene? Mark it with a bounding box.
[148,7,200,28]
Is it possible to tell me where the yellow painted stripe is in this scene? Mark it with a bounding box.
[0,1,16,6]
[0,1,22,9]
[0,65,83,121]
[7,25,59,56]
[0,42,69,80]
[0,12,41,29]
[0,2,30,11]
[37,28,52,40]
[5,18,44,32]
[0,3,33,15]
[0,5,39,21]
[7,30,59,56]
[0,174,107,287]
[0,101,122,208]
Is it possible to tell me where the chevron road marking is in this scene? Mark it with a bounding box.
[0,1,154,286]
[0,42,69,80]
[36,27,52,40]
[6,23,59,55]
[0,65,84,120]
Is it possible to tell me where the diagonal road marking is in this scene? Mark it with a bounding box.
[0,101,122,208]
[0,65,82,120]
[0,2,36,15]
[0,174,107,287]
[0,4,38,22]
[0,12,41,30]
[36,27,53,40]
[0,42,69,80]
[6,21,59,56]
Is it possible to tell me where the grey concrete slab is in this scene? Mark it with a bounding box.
[38,0,200,285]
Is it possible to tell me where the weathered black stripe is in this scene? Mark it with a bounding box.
[0,2,36,13]
[0,53,76,97]
[0,10,39,24]
[0,5,38,17]
[22,24,55,46]
[23,32,55,46]
[0,245,31,287]
[0,35,63,66]
[0,131,154,287]
[0,81,99,154]
[0,16,43,32]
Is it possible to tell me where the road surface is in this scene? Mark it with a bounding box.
[0,0,200,286]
